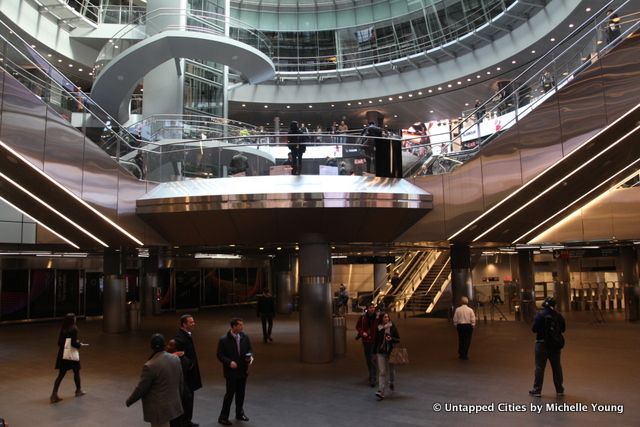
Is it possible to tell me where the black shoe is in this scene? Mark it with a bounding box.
[236,414,250,421]
[529,389,541,397]
[556,391,565,397]
[268,336,273,342]
[389,383,394,391]
[189,423,200,427]
[218,419,232,426]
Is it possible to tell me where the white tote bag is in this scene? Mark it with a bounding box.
[62,338,80,361]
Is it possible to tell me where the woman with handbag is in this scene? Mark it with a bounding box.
[50,313,86,403]
[373,312,400,400]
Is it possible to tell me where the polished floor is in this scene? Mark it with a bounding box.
[0,306,638,427]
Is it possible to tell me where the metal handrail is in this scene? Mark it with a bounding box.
[94,8,273,78]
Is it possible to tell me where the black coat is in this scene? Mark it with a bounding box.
[174,329,202,391]
[217,331,254,379]
[256,294,275,317]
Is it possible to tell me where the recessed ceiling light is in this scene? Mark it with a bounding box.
[347,102,351,106]
[276,247,282,250]
[447,84,452,88]
[308,105,313,108]
[428,89,432,93]
[418,91,423,95]
[259,247,264,250]
[438,87,442,90]
[393,114,398,118]
[78,68,83,71]
[511,60,517,64]
[457,81,462,85]
[357,101,362,105]
[550,38,556,42]
[496,67,501,71]
[368,100,373,103]
[331,104,335,107]
[388,97,393,100]
[47,54,52,57]
[378,99,382,102]
[398,95,403,99]
[467,78,471,81]
[286,105,290,108]
[57,59,62,62]
[585,7,591,12]
[408,94,413,97]
[476,75,481,78]
[486,71,491,74]
[30,44,36,48]
[429,110,434,113]
[569,24,574,28]
[88,72,93,76]
[68,64,73,67]
[263,105,268,108]
[531,50,536,54]
[242,104,246,107]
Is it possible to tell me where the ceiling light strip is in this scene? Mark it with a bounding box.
[447,103,640,240]
[0,172,108,247]
[0,140,144,246]
[520,161,640,244]
[0,196,79,249]
[472,123,640,242]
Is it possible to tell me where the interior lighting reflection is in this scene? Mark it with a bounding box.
[447,105,640,240]
[0,140,143,246]
[473,122,640,242]
[0,196,79,249]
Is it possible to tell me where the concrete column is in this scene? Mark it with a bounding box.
[517,249,536,323]
[273,254,294,314]
[103,249,127,333]
[373,263,387,291]
[299,236,333,363]
[141,248,160,316]
[617,246,639,321]
[555,255,571,312]
[142,0,187,119]
[450,244,472,307]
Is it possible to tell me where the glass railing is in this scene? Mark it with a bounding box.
[272,0,512,75]
[99,5,147,25]
[409,0,640,177]
[94,8,273,78]
[129,133,427,182]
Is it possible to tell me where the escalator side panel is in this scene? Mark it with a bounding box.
[480,130,523,209]
[81,133,120,222]
[602,33,640,123]
[442,152,484,232]
[0,76,46,169]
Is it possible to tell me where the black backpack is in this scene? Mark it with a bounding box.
[543,312,565,350]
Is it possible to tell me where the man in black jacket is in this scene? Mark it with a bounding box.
[256,289,275,343]
[529,297,566,398]
[217,318,254,425]
[174,314,202,427]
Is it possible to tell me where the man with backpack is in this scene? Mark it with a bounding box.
[529,297,566,397]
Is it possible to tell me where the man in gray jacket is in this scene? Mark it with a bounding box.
[127,334,184,427]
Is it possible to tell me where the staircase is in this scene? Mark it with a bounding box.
[403,251,451,313]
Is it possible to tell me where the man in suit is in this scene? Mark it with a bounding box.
[126,334,184,427]
[174,314,202,427]
[217,318,254,425]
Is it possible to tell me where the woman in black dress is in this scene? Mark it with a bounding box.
[50,313,85,403]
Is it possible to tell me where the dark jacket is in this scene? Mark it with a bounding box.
[373,323,400,355]
[356,312,380,344]
[217,331,254,379]
[257,294,276,317]
[288,128,306,153]
[532,307,566,341]
[55,327,81,370]
[174,329,202,391]
[126,351,184,425]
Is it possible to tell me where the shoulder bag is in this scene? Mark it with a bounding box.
[62,337,80,361]
[389,346,409,365]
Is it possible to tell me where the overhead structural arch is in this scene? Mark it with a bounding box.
[90,30,275,123]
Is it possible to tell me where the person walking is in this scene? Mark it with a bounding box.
[166,339,193,427]
[217,318,254,425]
[529,297,566,397]
[373,312,400,400]
[50,313,86,403]
[256,288,275,343]
[174,315,202,427]
[126,334,184,427]
[287,121,306,175]
[453,296,476,360]
[356,303,380,387]
[336,284,349,316]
